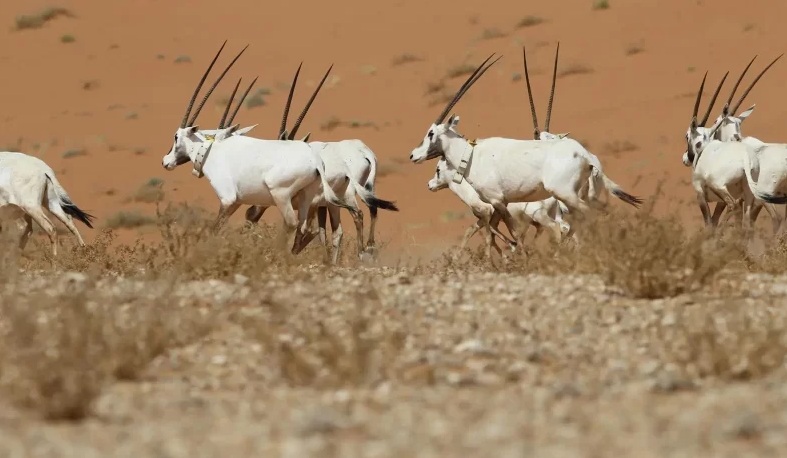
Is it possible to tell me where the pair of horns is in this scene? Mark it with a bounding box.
[692,53,783,126]
[523,43,559,139]
[218,76,259,129]
[691,71,727,127]
[278,63,333,140]
[435,53,502,125]
[180,40,249,128]
[724,54,783,117]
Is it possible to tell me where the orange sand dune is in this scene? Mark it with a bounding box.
[2,0,787,258]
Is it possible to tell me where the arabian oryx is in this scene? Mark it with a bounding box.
[0,151,94,255]
[161,41,353,254]
[244,63,399,264]
[427,157,569,258]
[700,54,787,234]
[521,43,638,211]
[683,69,787,232]
[409,53,641,247]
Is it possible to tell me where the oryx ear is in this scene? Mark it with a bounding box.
[187,125,200,135]
[300,132,311,142]
[236,124,258,136]
[278,131,288,141]
[738,104,756,121]
[721,102,730,117]
[448,115,460,128]
[558,132,570,139]
[226,123,240,135]
[690,116,697,130]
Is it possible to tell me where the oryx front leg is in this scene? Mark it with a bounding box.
[213,200,241,233]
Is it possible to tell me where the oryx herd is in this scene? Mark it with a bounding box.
[2,39,787,264]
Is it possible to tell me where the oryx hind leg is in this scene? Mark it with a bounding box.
[327,204,343,264]
[46,202,85,247]
[22,205,58,256]
[317,206,329,246]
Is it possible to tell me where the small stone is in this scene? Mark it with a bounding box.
[211,355,228,366]
[234,274,249,285]
[661,312,677,326]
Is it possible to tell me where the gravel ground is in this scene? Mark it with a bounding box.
[1,267,786,457]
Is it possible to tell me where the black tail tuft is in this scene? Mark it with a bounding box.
[367,196,399,212]
[757,192,787,205]
[612,189,644,209]
[61,198,95,228]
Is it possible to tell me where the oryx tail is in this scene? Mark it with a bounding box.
[591,167,643,208]
[44,173,95,228]
[314,163,355,212]
[352,180,398,212]
[742,147,787,204]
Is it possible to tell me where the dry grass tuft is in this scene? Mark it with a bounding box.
[14,7,74,31]
[0,275,219,421]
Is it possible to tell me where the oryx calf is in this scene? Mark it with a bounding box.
[427,157,569,257]
[409,54,641,247]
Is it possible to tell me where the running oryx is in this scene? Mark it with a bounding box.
[409,53,641,247]
[161,41,353,254]
[244,63,399,263]
[0,151,94,256]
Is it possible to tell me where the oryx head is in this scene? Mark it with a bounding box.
[713,54,782,142]
[276,62,333,142]
[427,158,452,191]
[410,54,501,163]
[163,41,248,170]
[522,42,567,140]
[684,70,729,167]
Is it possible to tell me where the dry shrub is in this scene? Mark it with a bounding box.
[238,290,406,388]
[439,194,744,299]
[151,202,329,279]
[19,202,338,280]
[0,276,218,421]
[655,300,787,382]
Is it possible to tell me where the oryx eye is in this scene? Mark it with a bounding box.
[428,130,434,140]
[695,141,701,149]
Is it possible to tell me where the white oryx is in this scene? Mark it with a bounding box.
[244,63,399,264]
[701,54,787,233]
[682,56,787,231]
[409,53,641,247]
[683,68,787,231]
[161,41,353,254]
[0,151,94,255]
[427,157,569,257]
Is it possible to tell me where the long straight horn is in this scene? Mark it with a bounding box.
[724,55,757,113]
[280,63,302,138]
[288,64,333,140]
[691,71,708,123]
[187,44,249,127]
[226,76,258,127]
[219,78,242,129]
[435,53,501,125]
[544,41,560,133]
[730,53,784,115]
[181,40,227,128]
[522,46,540,138]
[699,71,729,127]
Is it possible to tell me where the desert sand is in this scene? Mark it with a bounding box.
[3,0,786,258]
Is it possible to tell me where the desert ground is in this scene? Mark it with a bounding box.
[3,0,787,456]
